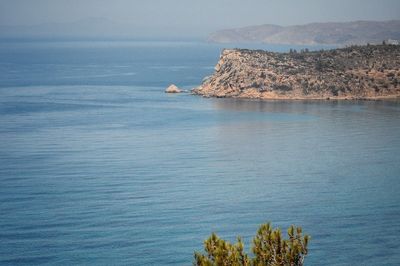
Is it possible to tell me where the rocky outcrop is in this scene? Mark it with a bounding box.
[165,84,182,93]
[193,44,400,100]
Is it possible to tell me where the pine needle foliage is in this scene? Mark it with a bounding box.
[194,222,310,266]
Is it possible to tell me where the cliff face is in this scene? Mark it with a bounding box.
[208,20,400,46]
[193,45,400,100]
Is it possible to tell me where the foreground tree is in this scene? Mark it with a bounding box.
[194,222,310,266]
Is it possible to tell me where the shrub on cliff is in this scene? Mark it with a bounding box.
[194,222,310,266]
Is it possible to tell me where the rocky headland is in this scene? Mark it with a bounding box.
[193,44,400,100]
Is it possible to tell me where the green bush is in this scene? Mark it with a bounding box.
[194,222,310,266]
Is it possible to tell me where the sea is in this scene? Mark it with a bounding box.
[0,40,399,265]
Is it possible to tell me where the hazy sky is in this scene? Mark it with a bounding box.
[1,0,399,37]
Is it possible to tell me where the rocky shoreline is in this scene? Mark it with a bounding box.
[193,44,400,100]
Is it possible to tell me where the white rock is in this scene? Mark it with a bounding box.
[165,84,182,93]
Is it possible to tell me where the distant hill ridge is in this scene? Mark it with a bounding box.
[208,20,400,45]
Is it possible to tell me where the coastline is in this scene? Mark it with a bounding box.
[193,45,400,101]
[192,91,400,101]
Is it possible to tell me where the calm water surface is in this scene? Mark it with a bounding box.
[0,41,400,265]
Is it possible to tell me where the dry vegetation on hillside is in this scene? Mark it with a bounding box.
[193,44,400,100]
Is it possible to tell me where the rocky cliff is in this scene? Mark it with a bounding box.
[193,44,400,100]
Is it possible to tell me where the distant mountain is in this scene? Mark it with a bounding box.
[0,18,139,39]
[208,20,400,45]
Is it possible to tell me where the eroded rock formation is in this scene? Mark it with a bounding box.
[193,45,400,100]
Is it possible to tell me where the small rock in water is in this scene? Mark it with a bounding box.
[165,84,182,93]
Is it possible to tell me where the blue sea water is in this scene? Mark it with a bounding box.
[0,40,400,265]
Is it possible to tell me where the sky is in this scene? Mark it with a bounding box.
[0,0,399,38]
